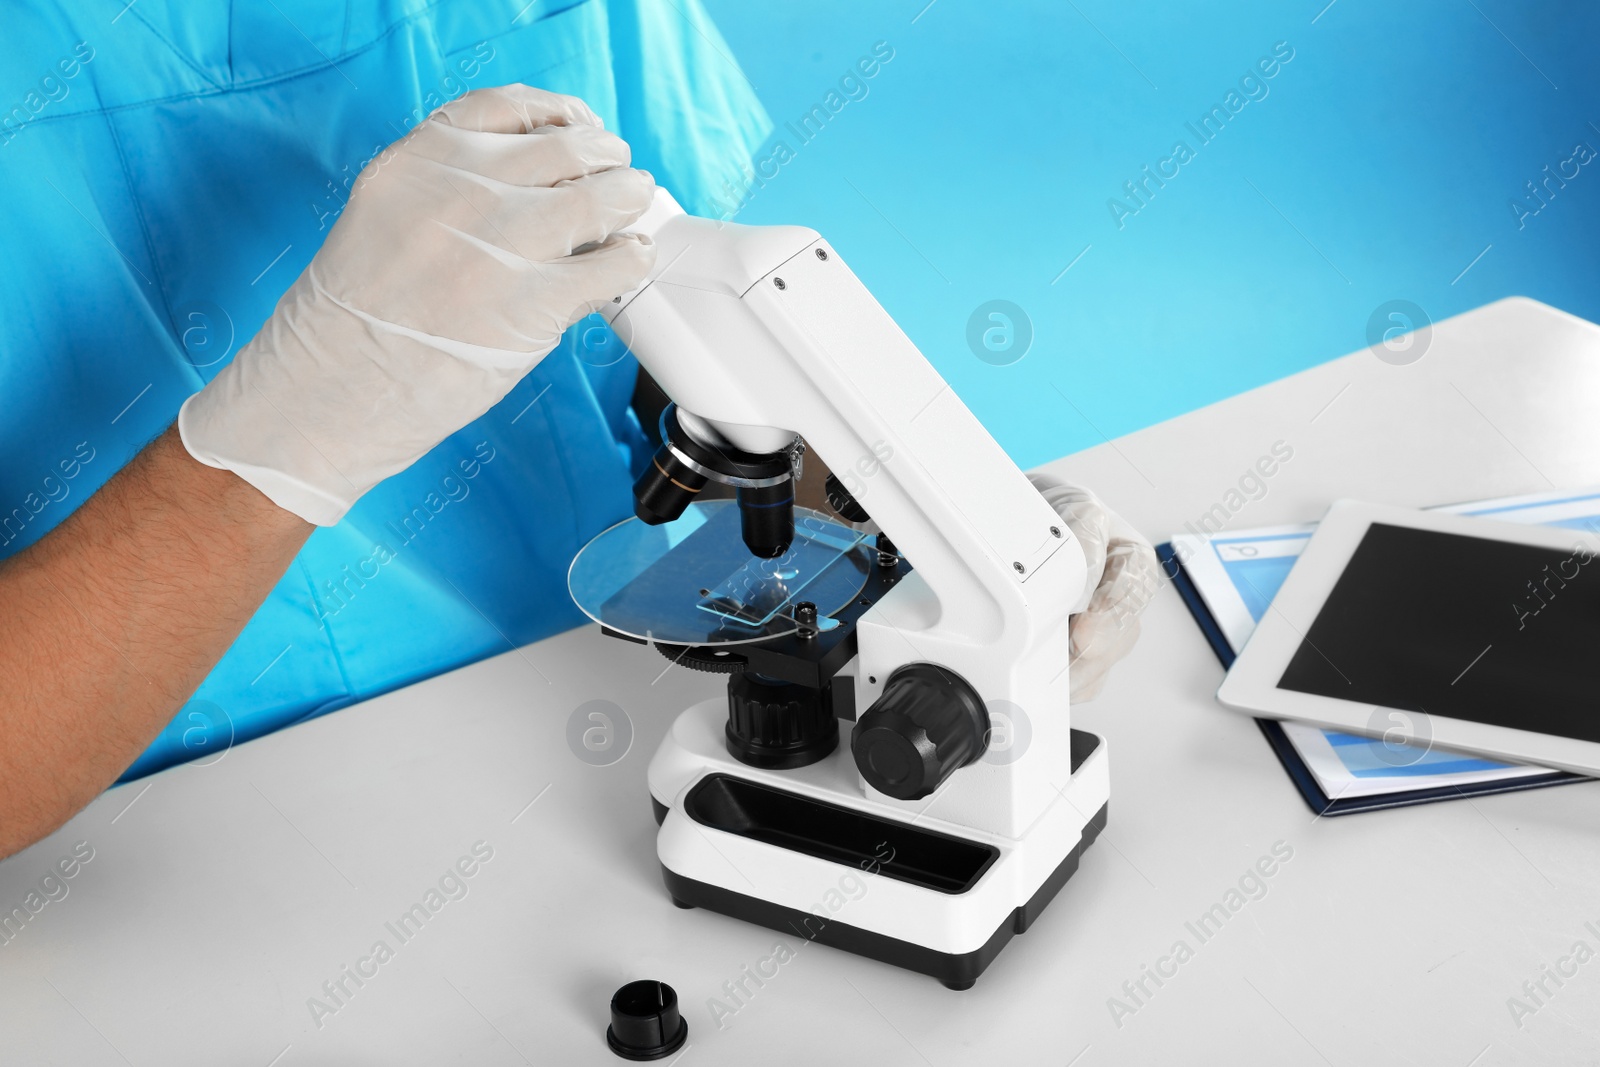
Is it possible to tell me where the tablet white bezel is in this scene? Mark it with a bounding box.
[1215,499,1600,776]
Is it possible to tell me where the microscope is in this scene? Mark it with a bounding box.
[574,189,1109,990]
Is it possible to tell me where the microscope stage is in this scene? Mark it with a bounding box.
[568,500,873,646]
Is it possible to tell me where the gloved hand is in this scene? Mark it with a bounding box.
[1028,473,1160,702]
[180,84,657,525]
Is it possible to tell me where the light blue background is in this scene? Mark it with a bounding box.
[701,0,1600,469]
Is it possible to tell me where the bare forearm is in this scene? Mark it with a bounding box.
[0,426,311,856]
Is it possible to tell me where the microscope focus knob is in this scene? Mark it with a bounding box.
[851,664,989,801]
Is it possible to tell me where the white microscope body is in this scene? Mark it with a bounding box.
[601,191,1109,988]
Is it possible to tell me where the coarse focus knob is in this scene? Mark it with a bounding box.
[851,664,989,800]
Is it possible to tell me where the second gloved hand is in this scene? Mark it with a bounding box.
[180,84,657,525]
[1028,473,1161,702]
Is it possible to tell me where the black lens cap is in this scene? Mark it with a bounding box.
[606,979,688,1060]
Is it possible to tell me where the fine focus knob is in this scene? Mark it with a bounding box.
[851,664,989,800]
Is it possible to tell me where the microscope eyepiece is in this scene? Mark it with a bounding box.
[631,405,798,559]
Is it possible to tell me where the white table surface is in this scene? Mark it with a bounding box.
[5,296,1600,1066]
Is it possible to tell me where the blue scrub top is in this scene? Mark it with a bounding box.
[0,0,769,780]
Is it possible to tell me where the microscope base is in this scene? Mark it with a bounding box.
[647,699,1110,989]
[652,797,1106,990]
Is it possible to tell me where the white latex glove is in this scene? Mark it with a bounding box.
[179,84,658,525]
[1028,473,1161,702]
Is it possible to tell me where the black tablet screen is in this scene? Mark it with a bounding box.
[1277,522,1600,742]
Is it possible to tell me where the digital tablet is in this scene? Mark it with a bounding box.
[1216,500,1600,776]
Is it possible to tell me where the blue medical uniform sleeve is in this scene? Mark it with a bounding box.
[0,0,771,782]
